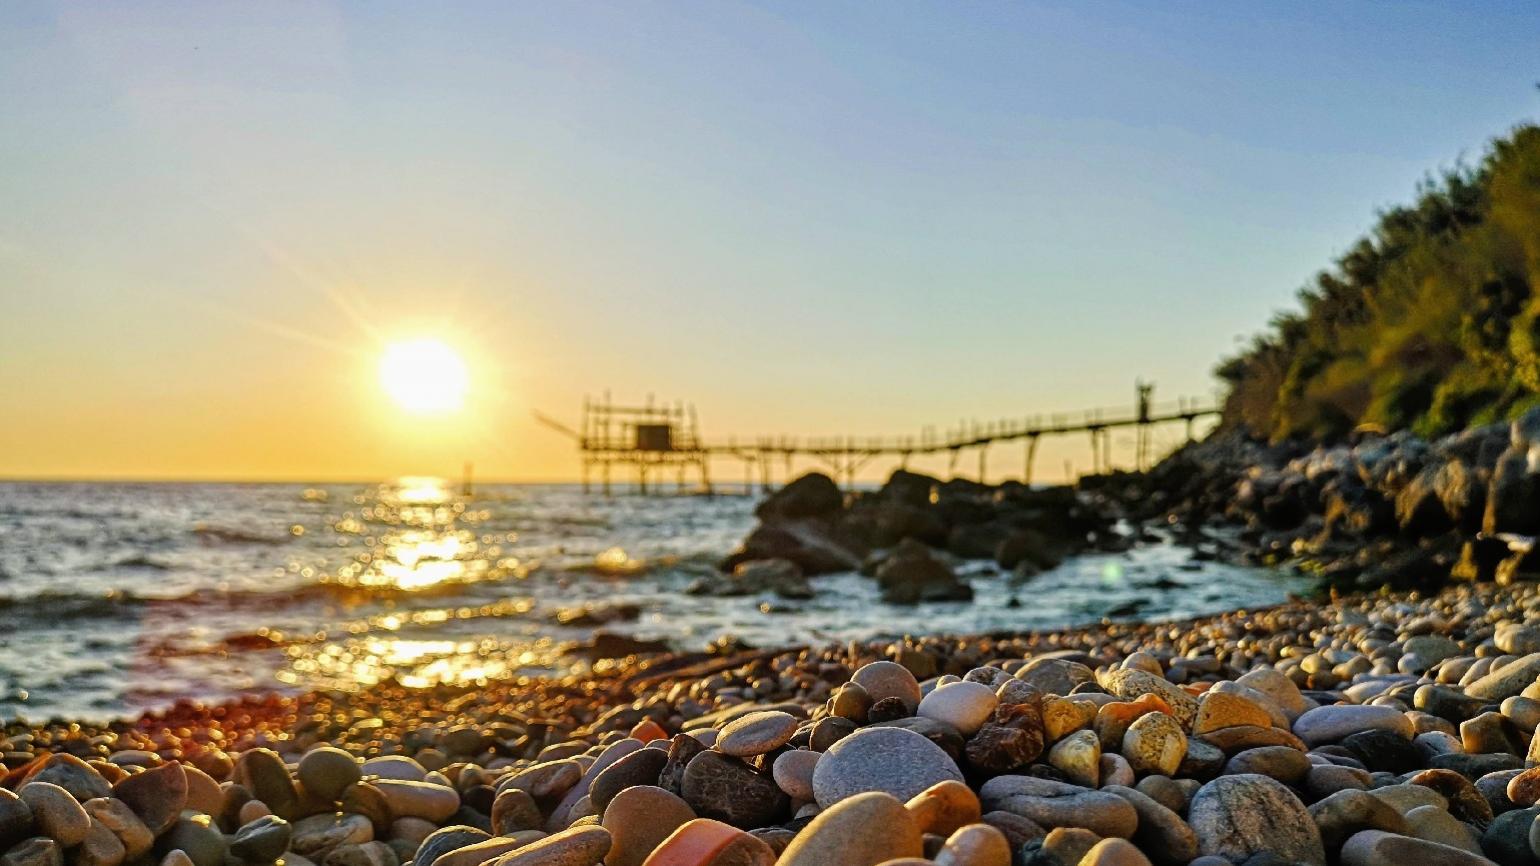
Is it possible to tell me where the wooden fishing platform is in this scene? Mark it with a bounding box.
[534,383,1220,495]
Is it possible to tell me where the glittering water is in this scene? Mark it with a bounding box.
[0,479,1309,721]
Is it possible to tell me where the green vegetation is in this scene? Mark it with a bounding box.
[1218,123,1540,441]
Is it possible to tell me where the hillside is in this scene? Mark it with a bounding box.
[1218,123,1540,441]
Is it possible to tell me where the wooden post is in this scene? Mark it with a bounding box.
[1024,435,1040,485]
[978,444,988,484]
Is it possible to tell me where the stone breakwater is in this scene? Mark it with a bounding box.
[10,582,1540,865]
[708,470,1124,603]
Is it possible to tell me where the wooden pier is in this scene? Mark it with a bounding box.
[534,384,1220,495]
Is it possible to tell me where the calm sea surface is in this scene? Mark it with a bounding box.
[0,479,1309,721]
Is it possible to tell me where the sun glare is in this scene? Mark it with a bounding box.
[379,339,469,413]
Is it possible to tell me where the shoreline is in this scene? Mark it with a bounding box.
[5,579,1539,864]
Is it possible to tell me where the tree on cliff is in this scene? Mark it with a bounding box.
[1219,123,1540,441]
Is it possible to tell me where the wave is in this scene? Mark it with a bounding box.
[0,589,151,621]
[191,524,289,545]
[113,553,174,571]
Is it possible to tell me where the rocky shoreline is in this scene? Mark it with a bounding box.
[709,410,1540,606]
[7,578,1540,865]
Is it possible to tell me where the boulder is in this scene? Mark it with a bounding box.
[873,540,972,604]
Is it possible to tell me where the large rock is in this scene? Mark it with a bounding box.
[1396,464,1453,537]
[873,540,972,604]
[721,522,862,576]
[1187,774,1325,866]
[1484,446,1539,536]
[755,473,844,521]
[688,558,812,599]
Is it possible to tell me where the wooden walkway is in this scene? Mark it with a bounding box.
[536,386,1220,494]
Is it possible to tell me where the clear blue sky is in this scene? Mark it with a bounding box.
[1,2,1536,481]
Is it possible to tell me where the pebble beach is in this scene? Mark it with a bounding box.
[8,577,1540,866]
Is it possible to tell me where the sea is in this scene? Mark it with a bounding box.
[0,479,1311,722]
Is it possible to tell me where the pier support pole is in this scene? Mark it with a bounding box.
[978,445,988,484]
[1024,435,1040,485]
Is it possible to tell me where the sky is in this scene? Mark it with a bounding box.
[1,1,1537,483]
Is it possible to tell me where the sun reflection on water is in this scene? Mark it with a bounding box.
[275,477,560,691]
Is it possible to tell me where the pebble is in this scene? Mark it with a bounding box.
[588,748,669,811]
[811,726,963,808]
[0,790,34,851]
[486,825,611,865]
[0,838,61,866]
[492,790,543,835]
[917,681,999,736]
[933,823,1011,866]
[1339,830,1493,866]
[770,750,819,801]
[1017,659,1096,695]
[23,755,113,802]
[601,786,695,866]
[413,827,490,866]
[1103,785,1197,866]
[299,748,363,802]
[112,762,187,835]
[850,661,922,713]
[1047,730,1101,787]
[1403,804,1481,854]
[290,813,374,858]
[1192,691,1274,735]
[158,817,228,866]
[715,711,799,757]
[361,757,427,782]
[17,784,88,848]
[905,781,982,837]
[1466,653,1540,701]
[1307,789,1409,853]
[637,818,775,866]
[1121,712,1186,776]
[1293,705,1413,746]
[77,817,125,866]
[230,815,293,864]
[1079,838,1154,866]
[978,776,1137,838]
[777,792,922,866]
[234,750,299,820]
[1224,745,1311,782]
[373,780,460,823]
[434,834,543,866]
[1042,697,1098,742]
[679,751,788,829]
[1187,774,1325,866]
[1099,670,1198,726]
[82,798,153,862]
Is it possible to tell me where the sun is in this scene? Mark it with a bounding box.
[379,339,469,413]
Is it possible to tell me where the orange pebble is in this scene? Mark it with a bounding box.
[905,779,981,837]
[641,818,776,866]
[630,720,670,742]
